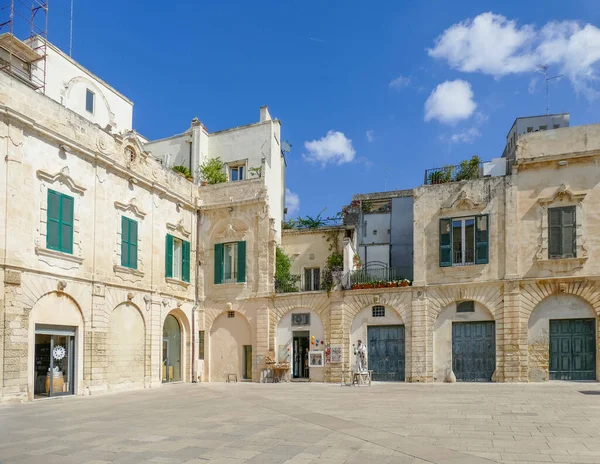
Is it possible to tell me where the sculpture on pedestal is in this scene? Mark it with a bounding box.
[354,340,367,372]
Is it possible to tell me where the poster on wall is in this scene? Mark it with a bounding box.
[308,351,324,367]
[278,345,289,363]
[329,345,342,364]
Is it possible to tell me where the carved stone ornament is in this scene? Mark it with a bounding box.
[167,219,191,238]
[57,280,67,291]
[127,292,135,301]
[37,166,86,195]
[440,190,480,212]
[97,136,108,152]
[162,299,170,307]
[114,198,147,219]
[538,183,586,205]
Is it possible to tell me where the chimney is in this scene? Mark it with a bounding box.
[260,106,271,122]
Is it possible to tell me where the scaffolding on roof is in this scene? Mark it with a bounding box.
[0,0,48,92]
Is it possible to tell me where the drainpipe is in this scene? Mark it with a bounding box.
[191,209,201,382]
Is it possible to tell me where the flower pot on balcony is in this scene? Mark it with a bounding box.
[364,284,373,289]
[400,282,409,287]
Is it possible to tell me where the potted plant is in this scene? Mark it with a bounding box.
[199,157,227,185]
[172,165,193,181]
[400,279,411,287]
[248,166,262,178]
[353,253,362,270]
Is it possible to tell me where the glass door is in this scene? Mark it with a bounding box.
[34,327,75,398]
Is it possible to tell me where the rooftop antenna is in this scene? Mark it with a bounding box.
[69,0,74,56]
[537,65,563,115]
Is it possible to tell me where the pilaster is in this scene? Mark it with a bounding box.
[410,287,429,382]
[502,280,527,382]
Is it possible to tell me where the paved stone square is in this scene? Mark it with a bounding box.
[2,382,600,464]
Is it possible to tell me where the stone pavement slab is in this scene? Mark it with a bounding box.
[2,381,600,463]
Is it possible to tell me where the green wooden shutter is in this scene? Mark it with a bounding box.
[165,234,173,278]
[549,208,563,258]
[214,243,224,284]
[237,241,246,283]
[561,206,576,258]
[475,215,489,264]
[182,240,191,283]
[439,218,452,267]
[47,190,61,250]
[121,216,129,267]
[60,194,74,254]
[129,219,138,269]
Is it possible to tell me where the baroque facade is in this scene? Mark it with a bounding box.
[2,37,600,405]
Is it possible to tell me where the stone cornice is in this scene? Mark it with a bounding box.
[114,198,147,219]
[166,219,192,238]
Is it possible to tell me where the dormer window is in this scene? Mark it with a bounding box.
[230,165,245,182]
[85,89,95,114]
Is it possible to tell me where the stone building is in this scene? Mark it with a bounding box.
[2,35,600,405]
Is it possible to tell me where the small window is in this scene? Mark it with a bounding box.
[373,230,378,235]
[227,311,235,319]
[121,217,138,269]
[553,124,560,129]
[539,125,547,131]
[46,189,74,254]
[165,234,191,282]
[457,301,475,313]
[292,313,311,326]
[214,241,246,284]
[85,88,95,114]
[527,127,533,133]
[198,331,205,360]
[372,306,385,317]
[387,229,391,235]
[362,221,367,236]
[230,165,245,182]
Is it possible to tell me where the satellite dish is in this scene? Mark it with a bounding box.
[282,141,292,153]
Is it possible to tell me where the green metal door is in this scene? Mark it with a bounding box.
[452,321,496,382]
[550,319,596,380]
[367,325,405,381]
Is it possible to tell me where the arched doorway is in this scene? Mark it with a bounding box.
[163,314,182,383]
[434,300,495,382]
[28,292,84,400]
[107,303,145,390]
[276,309,324,382]
[350,305,405,381]
[528,294,596,381]
[210,311,252,382]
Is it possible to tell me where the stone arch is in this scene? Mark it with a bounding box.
[106,302,146,391]
[349,302,406,381]
[209,310,252,382]
[64,76,115,128]
[27,291,85,400]
[271,294,330,353]
[162,309,191,383]
[433,300,495,382]
[426,285,503,382]
[275,307,326,382]
[344,291,412,377]
[520,282,600,319]
[527,293,598,382]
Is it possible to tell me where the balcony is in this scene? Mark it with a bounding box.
[275,273,322,293]
[343,265,410,290]
[424,157,508,185]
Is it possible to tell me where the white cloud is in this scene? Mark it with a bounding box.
[389,75,410,89]
[424,80,477,125]
[303,130,356,166]
[443,127,481,144]
[366,130,375,142]
[285,189,300,215]
[428,12,600,99]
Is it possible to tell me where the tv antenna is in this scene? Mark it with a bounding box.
[537,65,563,115]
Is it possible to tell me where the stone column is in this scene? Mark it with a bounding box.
[410,287,429,382]
[502,281,526,381]
[255,300,270,382]
[328,294,345,383]
[2,270,28,402]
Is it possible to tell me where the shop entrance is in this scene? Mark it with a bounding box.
[293,331,309,379]
[34,325,75,398]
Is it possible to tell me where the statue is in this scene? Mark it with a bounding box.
[354,340,367,372]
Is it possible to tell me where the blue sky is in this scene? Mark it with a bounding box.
[45,1,600,218]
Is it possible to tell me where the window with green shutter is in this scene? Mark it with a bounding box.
[165,233,191,281]
[439,215,489,267]
[548,206,576,259]
[214,241,246,284]
[121,217,138,269]
[46,190,74,254]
